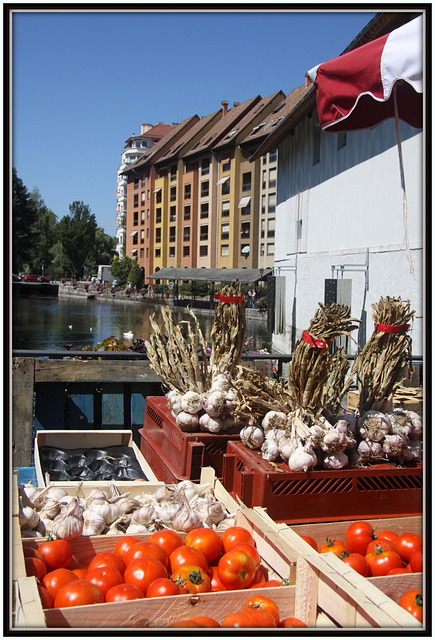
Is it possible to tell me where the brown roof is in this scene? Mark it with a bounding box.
[154,110,222,165]
[182,96,261,159]
[123,115,200,174]
[145,123,176,139]
[212,91,286,152]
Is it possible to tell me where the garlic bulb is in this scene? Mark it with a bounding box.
[399,438,422,462]
[46,487,68,502]
[117,498,142,516]
[261,411,288,433]
[288,440,317,472]
[21,529,43,538]
[337,413,358,436]
[203,390,226,418]
[19,504,40,530]
[278,436,295,461]
[154,499,182,525]
[240,425,264,450]
[82,510,106,536]
[39,499,61,520]
[224,388,238,411]
[194,498,226,527]
[261,438,280,462]
[211,374,231,391]
[357,439,385,462]
[153,486,175,502]
[388,408,422,439]
[322,451,349,470]
[176,481,210,502]
[89,501,120,525]
[181,391,203,414]
[176,410,199,432]
[171,488,201,532]
[36,518,53,537]
[131,504,157,526]
[126,523,150,534]
[199,413,223,433]
[51,498,84,540]
[382,434,408,457]
[320,424,354,453]
[357,411,391,442]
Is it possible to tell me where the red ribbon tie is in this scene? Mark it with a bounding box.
[302,330,331,349]
[375,323,410,334]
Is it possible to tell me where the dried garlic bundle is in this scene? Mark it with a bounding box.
[210,281,247,377]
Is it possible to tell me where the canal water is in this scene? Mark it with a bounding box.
[12,296,272,352]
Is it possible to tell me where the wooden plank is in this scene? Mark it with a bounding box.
[101,383,125,429]
[34,359,161,383]
[34,382,65,430]
[12,358,35,467]
[68,383,95,428]
[14,578,47,629]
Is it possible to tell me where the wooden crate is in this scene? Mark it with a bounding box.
[34,429,161,487]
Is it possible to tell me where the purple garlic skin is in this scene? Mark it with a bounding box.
[382,434,408,457]
[322,451,349,470]
[357,439,385,462]
[357,410,391,442]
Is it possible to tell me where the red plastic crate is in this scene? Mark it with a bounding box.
[222,440,423,524]
[139,396,240,482]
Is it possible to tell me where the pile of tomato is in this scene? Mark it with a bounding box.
[299,520,423,623]
[23,525,306,628]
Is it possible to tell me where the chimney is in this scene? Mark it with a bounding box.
[221,100,229,116]
[233,102,240,107]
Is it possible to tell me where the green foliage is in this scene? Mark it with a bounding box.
[128,260,143,289]
[88,227,116,273]
[28,188,58,275]
[12,168,38,273]
[110,255,132,287]
[58,201,97,279]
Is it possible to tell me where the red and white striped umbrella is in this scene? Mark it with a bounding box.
[307,15,423,132]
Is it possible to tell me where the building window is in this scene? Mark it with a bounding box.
[222,158,231,172]
[141,174,145,188]
[155,190,162,204]
[200,224,208,241]
[134,194,139,207]
[221,244,229,257]
[133,211,138,226]
[200,202,209,218]
[155,248,161,258]
[140,229,144,244]
[155,228,161,243]
[260,243,265,256]
[146,248,149,258]
[184,226,190,242]
[170,165,177,180]
[170,186,176,201]
[184,205,191,220]
[269,147,277,163]
[147,209,150,219]
[140,210,145,225]
[241,202,251,216]
[261,194,266,214]
[261,219,265,239]
[146,228,149,239]
[268,192,276,213]
[184,183,191,199]
[200,245,208,257]
[169,246,175,257]
[267,243,275,255]
[156,208,162,224]
[170,206,176,221]
[201,158,210,175]
[221,200,230,217]
[241,221,250,238]
[134,178,139,190]
[141,192,145,205]
[222,177,230,195]
[183,246,190,257]
[221,222,230,240]
[133,234,138,246]
[140,248,144,258]
[169,226,176,242]
[147,190,150,200]
[201,181,209,197]
[242,172,251,192]
[267,218,275,238]
[269,167,277,188]
[262,170,267,189]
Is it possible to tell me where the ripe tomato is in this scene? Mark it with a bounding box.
[38,539,73,572]
[168,620,204,627]
[232,543,261,570]
[217,549,256,590]
[125,541,168,568]
[123,557,167,594]
[184,528,223,563]
[84,566,124,596]
[300,535,318,551]
[222,612,253,628]
[105,583,145,602]
[345,521,374,555]
[171,565,211,594]
[388,567,412,575]
[250,565,268,586]
[365,550,403,576]
[53,580,104,608]
[208,565,227,592]
[376,529,400,546]
[398,589,423,623]
[251,579,284,588]
[365,538,398,556]
[87,551,126,577]
[190,616,220,628]
[25,557,47,580]
[396,533,423,563]
[410,546,423,573]
[71,567,87,580]
[319,537,347,557]
[168,545,208,573]
[146,577,180,598]
[41,568,78,599]
[38,585,54,610]
[112,536,141,561]
[242,594,280,625]
[338,551,369,577]
[148,529,184,557]
[221,526,255,553]
[243,607,277,627]
[279,617,308,628]
[23,547,45,563]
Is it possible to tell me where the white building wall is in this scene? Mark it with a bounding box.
[272,115,424,357]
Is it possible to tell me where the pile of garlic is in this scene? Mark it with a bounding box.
[238,406,422,472]
[166,373,241,434]
[18,480,234,539]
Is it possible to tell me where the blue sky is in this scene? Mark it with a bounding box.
[12,8,376,238]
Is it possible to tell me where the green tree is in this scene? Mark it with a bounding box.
[28,188,58,276]
[88,227,116,273]
[128,260,144,290]
[49,241,70,280]
[110,254,132,287]
[58,201,97,278]
[12,168,37,273]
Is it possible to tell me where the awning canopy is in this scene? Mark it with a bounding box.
[307,15,423,132]
[238,196,251,208]
[129,230,138,236]
[147,267,272,284]
[217,176,230,185]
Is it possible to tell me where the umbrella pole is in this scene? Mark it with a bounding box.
[393,84,415,277]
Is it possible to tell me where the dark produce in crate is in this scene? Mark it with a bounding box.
[39,445,147,482]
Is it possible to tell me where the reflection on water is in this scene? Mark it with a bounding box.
[13,297,272,352]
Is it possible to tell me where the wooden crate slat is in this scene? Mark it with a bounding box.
[34,359,161,383]
[12,358,35,467]
[101,383,127,429]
